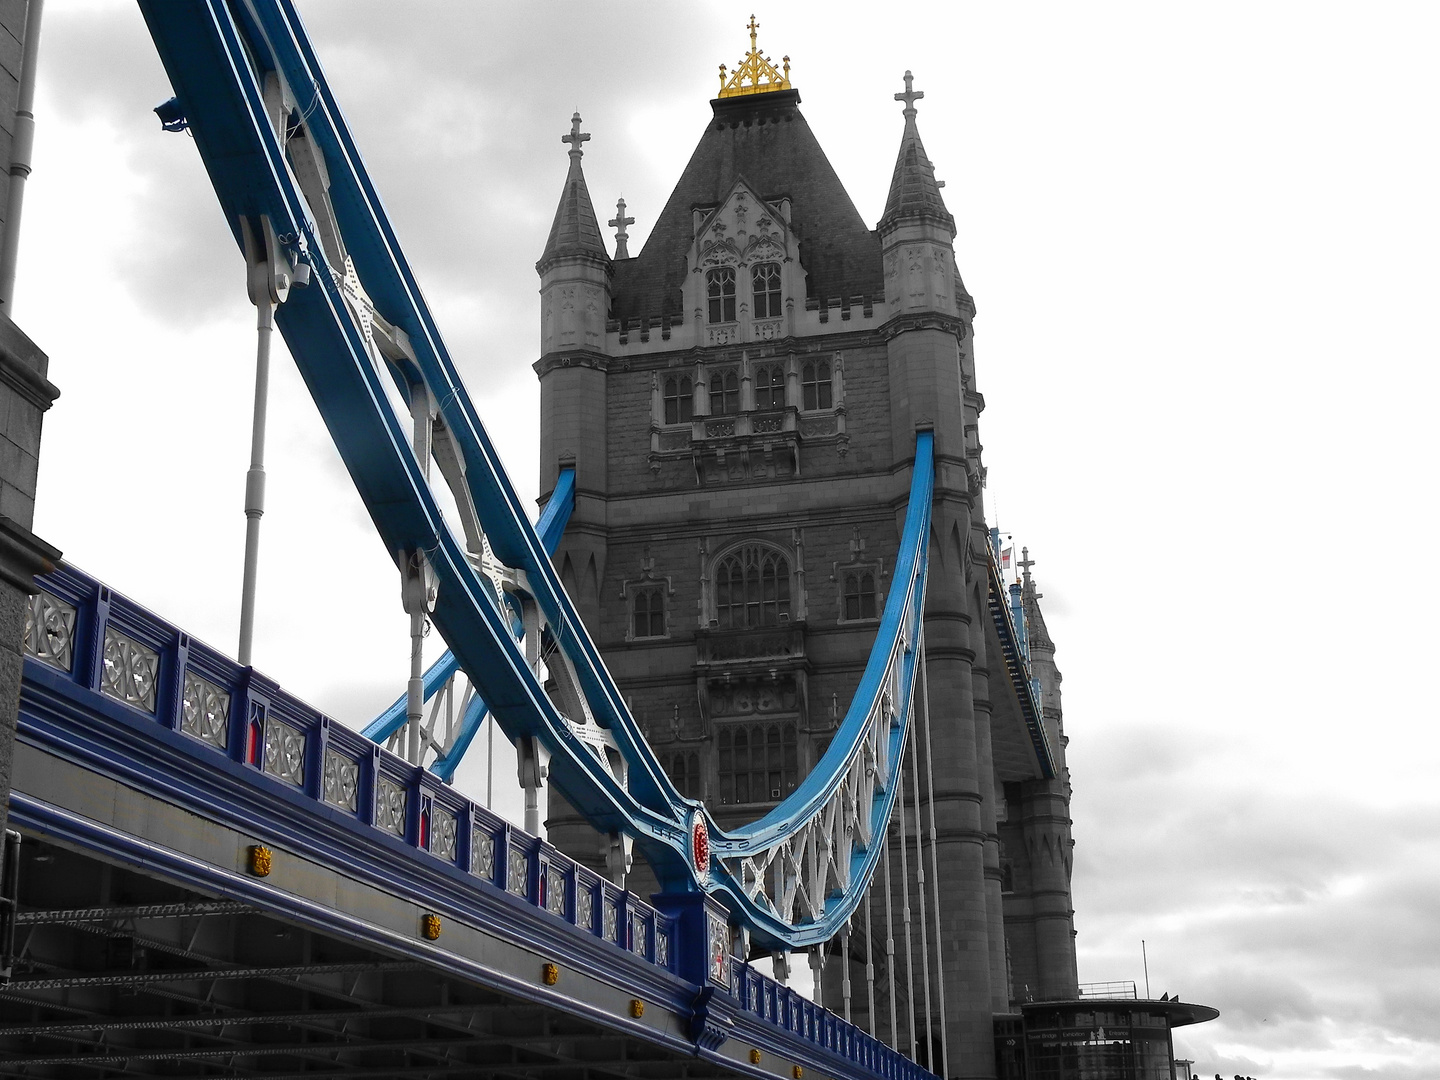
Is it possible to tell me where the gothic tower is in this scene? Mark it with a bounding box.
[534,23,1076,1080]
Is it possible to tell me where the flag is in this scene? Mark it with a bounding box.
[1001,546,1013,571]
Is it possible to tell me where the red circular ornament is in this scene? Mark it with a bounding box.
[691,815,709,875]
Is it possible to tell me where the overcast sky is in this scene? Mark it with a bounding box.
[16,3,1439,1079]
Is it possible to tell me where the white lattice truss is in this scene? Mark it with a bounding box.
[383,665,477,767]
[719,616,912,929]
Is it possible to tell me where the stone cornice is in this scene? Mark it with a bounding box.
[533,350,612,377]
[880,311,970,343]
[0,515,60,593]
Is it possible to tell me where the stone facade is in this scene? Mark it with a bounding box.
[0,0,56,849]
[535,63,1075,1080]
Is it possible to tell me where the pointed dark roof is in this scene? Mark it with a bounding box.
[1024,584,1055,652]
[610,90,882,325]
[878,95,955,236]
[537,113,610,274]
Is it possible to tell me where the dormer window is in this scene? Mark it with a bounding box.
[754,363,785,410]
[802,359,833,410]
[663,375,693,424]
[710,370,740,416]
[707,267,737,323]
[752,262,782,318]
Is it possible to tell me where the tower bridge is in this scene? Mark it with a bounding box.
[0,3,1215,1077]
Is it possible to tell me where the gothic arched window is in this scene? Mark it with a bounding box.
[666,751,701,799]
[709,370,740,416]
[714,543,791,629]
[707,267,737,323]
[802,359,833,410]
[663,375,693,424]
[754,363,785,410]
[717,720,797,805]
[632,587,666,639]
[752,262,782,318]
[842,570,877,621]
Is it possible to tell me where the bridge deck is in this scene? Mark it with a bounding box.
[4,565,933,1080]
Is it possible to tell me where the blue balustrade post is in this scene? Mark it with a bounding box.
[652,890,738,1049]
[310,715,331,801]
[84,585,111,695]
[160,632,189,733]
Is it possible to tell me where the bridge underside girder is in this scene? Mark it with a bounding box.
[0,837,732,1079]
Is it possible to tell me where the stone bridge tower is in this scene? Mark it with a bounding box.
[534,24,1076,1080]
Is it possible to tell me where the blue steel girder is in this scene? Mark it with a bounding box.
[136,0,936,951]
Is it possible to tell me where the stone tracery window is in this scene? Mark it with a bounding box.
[714,543,791,629]
[631,586,666,639]
[717,720,798,805]
[709,370,740,416]
[752,262,782,318]
[802,359,833,410]
[707,267,737,323]
[663,375,693,424]
[754,363,785,410]
[664,750,701,799]
[841,570,877,621]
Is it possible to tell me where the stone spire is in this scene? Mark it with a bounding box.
[609,197,634,259]
[538,113,610,273]
[878,71,955,236]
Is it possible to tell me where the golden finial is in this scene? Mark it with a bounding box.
[718,15,792,99]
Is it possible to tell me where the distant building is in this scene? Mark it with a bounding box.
[533,20,1208,1080]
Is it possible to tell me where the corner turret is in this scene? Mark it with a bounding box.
[537,113,612,358]
[535,114,613,619]
[877,73,973,321]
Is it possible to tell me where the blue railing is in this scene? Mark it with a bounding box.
[19,561,675,974]
[17,559,937,1080]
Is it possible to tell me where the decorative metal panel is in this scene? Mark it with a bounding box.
[180,671,229,749]
[630,912,648,958]
[432,810,458,862]
[23,591,75,671]
[470,827,495,880]
[655,927,669,967]
[322,750,359,811]
[100,628,159,712]
[545,864,565,918]
[375,776,406,837]
[263,718,305,787]
[708,912,730,987]
[576,881,594,931]
[603,900,618,942]
[506,845,529,899]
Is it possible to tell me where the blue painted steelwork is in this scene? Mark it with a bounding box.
[15,562,936,1080]
[134,0,933,949]
[986,530,1055,779]
[361,465,576,784]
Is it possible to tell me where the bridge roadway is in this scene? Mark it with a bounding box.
[2,564,933,1080]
